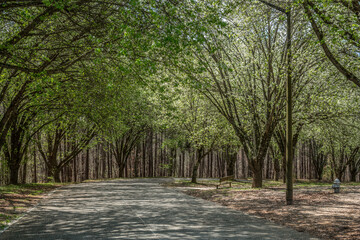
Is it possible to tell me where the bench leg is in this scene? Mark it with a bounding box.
[229,182,232,188]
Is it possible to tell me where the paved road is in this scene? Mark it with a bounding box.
[0,179,316,239]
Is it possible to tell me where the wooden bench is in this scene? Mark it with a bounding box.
[216,175,235,189]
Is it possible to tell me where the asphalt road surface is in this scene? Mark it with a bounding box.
[0,178,316,240]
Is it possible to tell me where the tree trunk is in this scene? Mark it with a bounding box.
[142,140,146,177]
[350,170,357,182]
[316,171,323,181]
[282,156,286,183]
[106,145,110,178]
[33,149,37,183]
[171,148,176,177]
[250,160,263,188]
[335,170,344,182]
[191,160,200,183]
[252,167,262,188]
[191,149,202,183]
[54,168,61,183]
[182,151,185,177]
[85,149,90,180]
[210,151,214,178]
[102,147,106,178]
[241,150,245,178]
[134,146,140,178]
[9,165,20,185]
[273,157,280,181]
[285,0,293,207]
[226,150,237,176]
[95,145,99,179]
[73,157,77,182]
[148,131,153,177]
[154,134,158,177]
[349,160,359,182]
[118,162,126,178]
[108,149,112,178]
[22,162,27,184]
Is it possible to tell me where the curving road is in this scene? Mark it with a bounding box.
[0,179,316,240]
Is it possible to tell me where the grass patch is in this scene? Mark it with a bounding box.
[82,178,126,183]
[342,182,360,186]
[262,180,283,188]
[0,182,69,196]
[0,213,20,231]
[169,180,209,187]
[294,180,331,187]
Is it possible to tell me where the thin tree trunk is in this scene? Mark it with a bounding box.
[134,146,140,177]
[33,149,37,183]
[191,149,201,183]
[241,150,246,178]
[273,157,280,181]
[85,149,90,180]
[142,140,146,177]
[154,133,158,177]
[22,162,27,184]
[149,131,153,177]
[102,145,106,178]
[73,156,77,182]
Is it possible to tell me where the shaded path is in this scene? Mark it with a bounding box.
[0,179,315,239]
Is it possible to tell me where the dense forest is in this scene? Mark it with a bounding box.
[0,0,359,205]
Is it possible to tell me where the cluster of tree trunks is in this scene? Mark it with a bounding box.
[0,131,359,185]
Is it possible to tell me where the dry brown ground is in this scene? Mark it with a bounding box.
[0,183,66,230]
[166,180,360,240]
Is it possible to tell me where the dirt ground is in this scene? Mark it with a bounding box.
[0,183,65,230]
[167,180,360,240]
